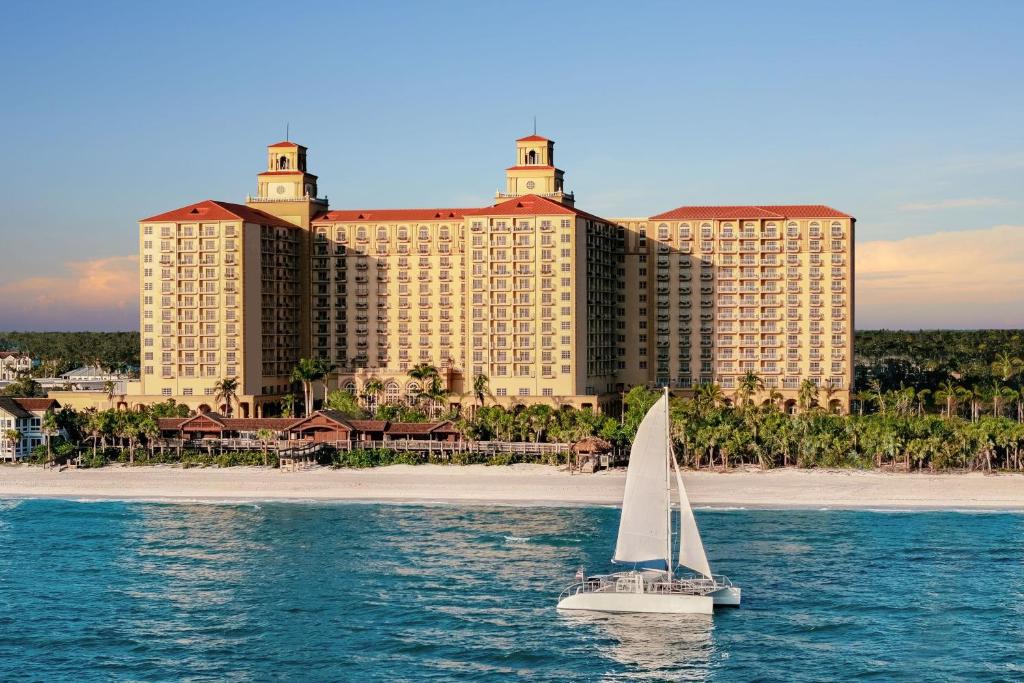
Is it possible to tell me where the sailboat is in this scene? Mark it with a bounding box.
[557,390,740,614]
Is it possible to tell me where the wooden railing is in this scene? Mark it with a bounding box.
[156,437,572,455]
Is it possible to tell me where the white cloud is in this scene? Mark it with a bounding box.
[0,255,138,331]
[898,197,1013,211]
[856,225,1024,328]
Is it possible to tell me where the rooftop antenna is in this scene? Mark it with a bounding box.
[533,115,537,135]
[286,122,290,142]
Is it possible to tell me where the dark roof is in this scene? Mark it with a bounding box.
[0,397,32,419]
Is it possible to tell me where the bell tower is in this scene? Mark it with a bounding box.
[247,140,327,228]
[500,134,574,206]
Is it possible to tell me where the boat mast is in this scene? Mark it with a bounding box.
[664,387,672,577]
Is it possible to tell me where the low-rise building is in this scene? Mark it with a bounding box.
[0,352,33,382]
[0,398,62,461]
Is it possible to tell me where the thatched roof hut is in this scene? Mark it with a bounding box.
[572,436,614,455]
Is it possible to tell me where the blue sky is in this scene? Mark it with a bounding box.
[0,0,1021,330]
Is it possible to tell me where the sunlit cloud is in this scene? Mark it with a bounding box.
[898,197,1013,211]
[0,255,139,331]
[856,225,1024,329]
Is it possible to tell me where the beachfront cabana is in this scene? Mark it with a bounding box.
[288,411,353,443]
[572,436,614,472]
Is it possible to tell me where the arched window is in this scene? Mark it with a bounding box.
[527,149,537,164]
[385,381,400,403]
[343,381,356,394]
[406,381,421,402]
[278,155,290,170]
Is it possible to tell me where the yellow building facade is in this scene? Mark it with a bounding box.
[132,134,854,416]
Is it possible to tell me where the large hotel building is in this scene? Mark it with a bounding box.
[132,135,854,417]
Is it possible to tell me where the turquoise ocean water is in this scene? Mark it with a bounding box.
[0,498,1022,681]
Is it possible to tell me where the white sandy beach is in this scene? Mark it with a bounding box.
[1,464,1023,509]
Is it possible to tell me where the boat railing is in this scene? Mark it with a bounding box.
[558,572,733,600]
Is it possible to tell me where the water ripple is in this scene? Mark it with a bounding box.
[0,501,1021,681]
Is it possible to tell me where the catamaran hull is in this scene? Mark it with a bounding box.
[557,592,714,615]
[710,586,741,607]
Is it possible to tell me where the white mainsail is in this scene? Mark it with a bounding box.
[673,453,712,578]
[613,394,671,569]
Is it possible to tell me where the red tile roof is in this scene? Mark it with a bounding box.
[387,420,459,435]
[0,351,29,359]
[140,200,301,228]
[314,208,469,222]
[386,422,437,435]
[13,398,60,412]
[757,205,852,218]
[506,165,556,171]
[313,195,615,227]
[346,420,388,432]
[157,416,299,431]
[650,204,852,220]
[468,194,614,225]
[268,141,302,148]
[517,134,551,142]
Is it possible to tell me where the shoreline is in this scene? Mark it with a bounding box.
[2,464,1024,510]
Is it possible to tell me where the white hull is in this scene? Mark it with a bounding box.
[557,591,713,615]
[711,586,741,607]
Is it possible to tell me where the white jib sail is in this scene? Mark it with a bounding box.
[673,453,712,578]
[613,394,671,569]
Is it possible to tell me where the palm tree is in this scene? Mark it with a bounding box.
[420,376,449,418]
[409,363,440,408]
[256,428,274,467]
[361,378,385,414]
[41,411,59,465]
[735,372,764,410]
[139,416,159,461]
[103,380,116,409]
[797,379,819,412]
[291,358,323,417]
[472,374,490,411]
[693,383,723,415]
[992,351,1023,383]
[3,428,21,460]
[314,359,336,404]
[213,377,240,417]
[853,390,873,416]
[280,394,296,418]
[935,380,960,419]
[823,380,839,413]
[915,388,931,416]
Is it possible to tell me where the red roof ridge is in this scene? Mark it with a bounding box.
[516,134,551,142]
[649,204,852,220]
[140,199,301,228]
[268,141,302,148]
[314,207,475,222]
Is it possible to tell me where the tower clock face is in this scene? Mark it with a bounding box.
[525,181,536,190]
[275,184,287,195]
